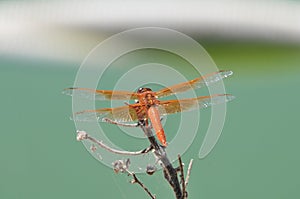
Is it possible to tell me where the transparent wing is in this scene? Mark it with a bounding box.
[63,87,138,100]
[72,104,145,123]
[157,94,235,115]
[155,70,233,98]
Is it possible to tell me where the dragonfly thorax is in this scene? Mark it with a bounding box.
[137,88,158,106]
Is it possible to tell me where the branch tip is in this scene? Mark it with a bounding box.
[76,130,88,141]
[185,159,194,189]
[113,159,131,174]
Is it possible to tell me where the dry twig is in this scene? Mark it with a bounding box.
[76,122,192,199]
[185,159,194,188]
[76,130,152,156]
[139,123,183,199]
[178,155,187,198]
[113,159,156,199]
[130,172,156,199]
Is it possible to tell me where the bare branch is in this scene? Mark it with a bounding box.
[113,159,156,199]
[178,154,187,198]
[130,172,156,199]
[76,121,187,199]
[76,130,152,156]
[185,159,194,189]
[139,124,183,199]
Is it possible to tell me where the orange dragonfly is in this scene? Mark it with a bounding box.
[64,70,234,146]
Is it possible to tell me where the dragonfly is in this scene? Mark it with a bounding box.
[63,70,234,146]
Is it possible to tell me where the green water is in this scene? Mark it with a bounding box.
[1,42,300,199]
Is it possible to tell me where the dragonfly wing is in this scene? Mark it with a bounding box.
[72,104,144,123]
[155,70,233,98]
[158,94,235,115]
[63,88,138,100]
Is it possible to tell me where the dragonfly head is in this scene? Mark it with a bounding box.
[137,87,152,93]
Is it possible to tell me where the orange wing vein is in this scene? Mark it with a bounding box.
[72,94,234,122]
[157,94,235,115]
[63,88,138,100]
[155,70,233,98]
[72,104,145,123]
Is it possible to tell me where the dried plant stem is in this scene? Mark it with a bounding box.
[178,155,187,198]
[77,123,193,199]
[113,159,156,199]
[185,159,194,188]
[139,124,183,199]
[129,171,156,199]
[76,130,152,156]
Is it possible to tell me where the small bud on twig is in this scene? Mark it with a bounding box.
[112,159,131,174]
[146,165,157,175]
[90,144,97,152]
[76,130,87,141]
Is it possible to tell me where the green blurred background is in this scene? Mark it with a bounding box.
[1,1,300,199]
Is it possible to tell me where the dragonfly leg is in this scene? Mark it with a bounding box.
[138,119,147,127]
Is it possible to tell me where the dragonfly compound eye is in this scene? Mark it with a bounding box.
[137,87,152,93]
[137,87,144,93]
